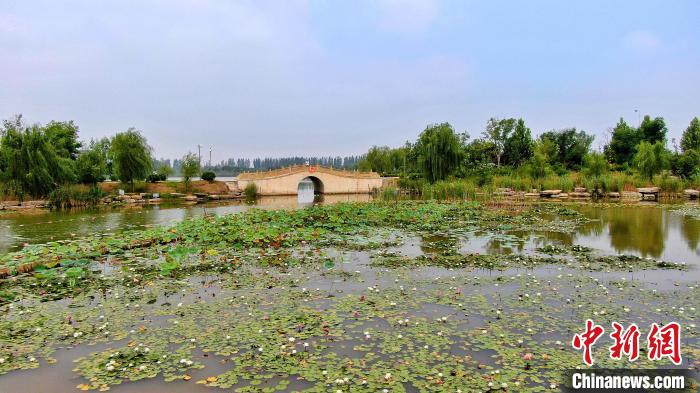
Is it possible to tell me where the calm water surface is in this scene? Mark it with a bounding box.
[0,189,368,254]
[1,199,698,264]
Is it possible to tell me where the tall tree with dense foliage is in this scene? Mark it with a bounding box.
[633,141,668,181]
[0,121,75,199]
[671,150,700,179]
[358,146,392,174]
[605,118,640,167]
[75,142,108,185]
[680,117,700,152]
[503,119,533,166]
[415,123,463,183]
[638,115,667,144]
[180,152,201,192]
[44,120,82,159]
[110,128,153,191]
[483,118,515,167]
[539,128,594,170]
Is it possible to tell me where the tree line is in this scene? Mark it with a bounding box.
[175,156,363,176]
[0,114,367,199]
[358,115,700,184]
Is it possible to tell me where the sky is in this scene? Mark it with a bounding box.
[1,0,699,161]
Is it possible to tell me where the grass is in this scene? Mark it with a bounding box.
[388,171,700,201]
[47,184,104,209]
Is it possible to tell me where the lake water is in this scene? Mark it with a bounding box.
[1,200,697,263]
[0,199,698,392]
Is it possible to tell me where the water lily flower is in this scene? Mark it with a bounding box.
[523,353,533,361]
[288,337,296,342]
[384,373,392,380]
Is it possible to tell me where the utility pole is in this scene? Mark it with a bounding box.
[197,144,202,166]
[209,146,212,167]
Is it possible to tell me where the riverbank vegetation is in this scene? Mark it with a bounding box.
[0,115,227,206]
[359,115,700,195]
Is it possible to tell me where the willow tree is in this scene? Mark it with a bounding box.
[633,141,668,182]
[415,123,463,183]
[110,128,153,191]
[0,122,75,200]
[582,152,609,179]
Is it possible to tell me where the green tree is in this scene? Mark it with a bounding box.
[503,118,533,166]
[415,123,463,183]
[110,128,153,191]
[582,152,609,178]
[633,141,669,181]
[483,118,516,166]
[539,128,594,170]
[44,120,82,159]
[156,163,173,179]
[527,142,550,180]
[670,150,700,179]
[639,115,667,144]
[180,152,200,192]
[680,117,700,152]
[76,142,107,185]
[0,121,75,199]
[605,118,640,167]
[358,146,392,174]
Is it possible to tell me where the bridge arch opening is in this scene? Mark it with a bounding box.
[299,176,324,195]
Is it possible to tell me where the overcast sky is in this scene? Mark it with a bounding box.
[2,0,699,161]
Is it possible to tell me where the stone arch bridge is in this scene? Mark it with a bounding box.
[234,165,383,195]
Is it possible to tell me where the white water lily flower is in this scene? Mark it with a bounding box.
[288,337,296,342]
[106,365,114,371]
[384,373,392,380]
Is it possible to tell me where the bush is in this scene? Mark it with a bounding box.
[201,171,216,182]
[146,172,167,183]
[48,184,104,209]
[244,183,258,200]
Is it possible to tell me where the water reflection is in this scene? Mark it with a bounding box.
[542,204,696,263]
[0,193,374,253]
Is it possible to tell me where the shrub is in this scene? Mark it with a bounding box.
[244,183,258,200]
[201,171,216,182]
[146,172,167,183]
[48,184,104,209]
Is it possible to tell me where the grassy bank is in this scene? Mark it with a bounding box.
[383,171,700,201]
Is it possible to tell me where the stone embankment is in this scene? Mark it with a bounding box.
[497,187,699,201]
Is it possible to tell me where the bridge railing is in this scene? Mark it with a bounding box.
[237,165,379,180]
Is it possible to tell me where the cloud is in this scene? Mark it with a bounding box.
[374,0,439,33]
[622,30,661,52]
